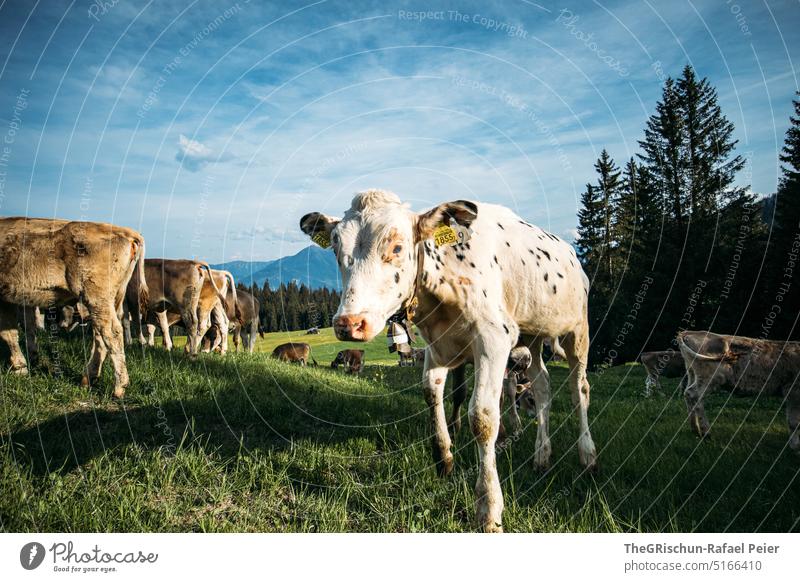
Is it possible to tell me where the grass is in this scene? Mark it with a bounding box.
[1,327,799,532]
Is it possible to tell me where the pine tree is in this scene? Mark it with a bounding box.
[576,183,604,271]
[639,77,685,225]
[594,149,622,277]
[764,93,800,339]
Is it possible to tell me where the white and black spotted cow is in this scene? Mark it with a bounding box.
[300,189,597,532]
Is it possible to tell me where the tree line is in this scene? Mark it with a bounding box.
[238,280,341,333]
[576,64,800,367]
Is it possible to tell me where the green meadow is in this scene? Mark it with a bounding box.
[1,328,798,532]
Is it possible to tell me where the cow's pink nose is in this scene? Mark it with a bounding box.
[334,314,370,341]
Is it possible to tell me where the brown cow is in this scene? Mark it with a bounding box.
[331,349,365,374]
[640,350,686,395]
[204,287,258,354]
[271,342,317,366]
[678,330,800,450]
[123,259,228,355]
[194,269,237,353]
[0,217,147,397]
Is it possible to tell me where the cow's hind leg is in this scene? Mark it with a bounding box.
[82,328,107,388]
[562,327,598,472]
[21,306,40,368]
[248,320,257,353]
[84,300,129,398]
[448,362,467,436]
[470,326,515,533]
[0,302,28,374]
[424,349,454,476]
[527,338,552,471]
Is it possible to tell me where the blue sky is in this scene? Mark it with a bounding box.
[0,0,798,262]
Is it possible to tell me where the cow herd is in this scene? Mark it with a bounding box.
[2,190,799,533]
[0,218,262,398]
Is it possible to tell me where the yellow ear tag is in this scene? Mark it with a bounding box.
[312,231,331,249]
[433,225,458,247]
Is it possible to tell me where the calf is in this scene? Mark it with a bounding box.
[0,217,147,397]
[300,189,596,532]
[271,342,317,366]
[678,330,800,450]
[331,349,365,374]
[640,350,686,395]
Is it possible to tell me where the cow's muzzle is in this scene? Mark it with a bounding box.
[334,314,372,341]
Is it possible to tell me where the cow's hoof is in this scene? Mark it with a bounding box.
[436,454,454,477]
[112,388,126,400]
[582,461,600,475]
[534,460,551,473]
[480,521,503,533]
[80,375,92,387]
[11,366,29,376]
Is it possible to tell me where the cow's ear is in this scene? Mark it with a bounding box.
[415,200,478,241]
[300,212,339,248]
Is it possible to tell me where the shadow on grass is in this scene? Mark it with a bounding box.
[6,344,434,480]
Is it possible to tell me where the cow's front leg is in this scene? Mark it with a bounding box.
[684,369,711,438]
[122,309,132,346]
[471,330,513,533]
[448,363,467,436]
[423,349,454,476]
[155,311,172,350]
[0,303,28,374]
[502,375,522,433]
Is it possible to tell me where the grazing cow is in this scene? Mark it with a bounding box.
[271,342,317,366]
[123,259,228,355]
[678,330,800,450]
[640,350,686,395]
[331,349,365,374]
[194,269,238,353]
[300,189,596,532]
[0,217,147,398]
[206,287,260,354]
[306,327,320,335]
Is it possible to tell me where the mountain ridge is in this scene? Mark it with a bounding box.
[211,245,340,290]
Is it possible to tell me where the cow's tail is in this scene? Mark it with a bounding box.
[198,263,229,312]
[136,237,149,317]
[222,271,244,326]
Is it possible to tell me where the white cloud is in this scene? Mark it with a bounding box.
[176,134,215,172]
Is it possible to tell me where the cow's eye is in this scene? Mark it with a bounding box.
[393,245,403,255]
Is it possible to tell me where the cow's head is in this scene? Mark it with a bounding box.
[300,189,477,341]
